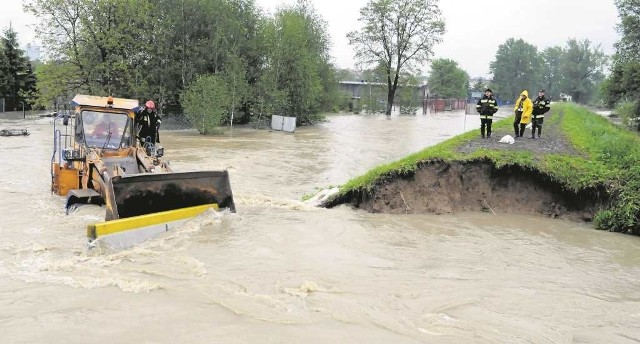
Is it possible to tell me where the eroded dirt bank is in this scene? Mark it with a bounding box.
[326,159,607,222]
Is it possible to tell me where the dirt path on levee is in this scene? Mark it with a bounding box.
[458,109,578,156]
[330,109,604,223]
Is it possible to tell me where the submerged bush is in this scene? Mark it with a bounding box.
[181,74,231,135]
[615,100,639,131]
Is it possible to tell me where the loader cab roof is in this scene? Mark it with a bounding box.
[71,95,139,110]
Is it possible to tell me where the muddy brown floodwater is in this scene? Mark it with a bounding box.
[1,109,639,343]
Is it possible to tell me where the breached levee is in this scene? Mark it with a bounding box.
[316,103,640,235]
[322,158,607,222]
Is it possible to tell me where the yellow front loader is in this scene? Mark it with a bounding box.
[51,95,235,248]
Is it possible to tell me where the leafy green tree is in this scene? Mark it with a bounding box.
[490,38,542,101]
[558,39,607,103]
[25,0,87,107]
[25,0,154,99]
[181,53,252,132]
[603,0,640,123]
[0,41,10,98]
[222,54,250,127]
[471,78,486,92]
[602,60,640,106]
[33,61,78,109]
[0,26,34,109]
[614,0,640,63]
[540,46,564,100]
[181,74,231,134]
[336,68,359,81]
[257,0,333,124]
[358,61,389,113]
[317,61,340,112]
[20,62,38,106]
[251,14,288,118]
[148,0,259,103]
[347,0,445,115]
[26,0,337,124]
[396,72,420,115]
[427,58,469,98]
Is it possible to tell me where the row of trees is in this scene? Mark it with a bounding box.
[352,33,608,110]
[21,0,634,126]
[26,0,338,132]
[410,35,608,108]
[602,0,640,130]
[0,27,37,111]
[344,0,610,113]
[343,33,608,113]
[489,38,607,103]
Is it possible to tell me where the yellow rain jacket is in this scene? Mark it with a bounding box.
[514,90,533,124]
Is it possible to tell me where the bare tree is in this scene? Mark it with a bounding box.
[347,0,444,115]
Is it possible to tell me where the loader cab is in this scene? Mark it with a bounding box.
[76,110,132,149]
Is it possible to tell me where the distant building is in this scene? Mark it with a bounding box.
[25,42,41,62]
[339,80,386,99]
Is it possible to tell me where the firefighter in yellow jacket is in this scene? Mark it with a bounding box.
[513,90,533,138]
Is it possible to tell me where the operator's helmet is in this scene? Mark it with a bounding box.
[145,100,155,109]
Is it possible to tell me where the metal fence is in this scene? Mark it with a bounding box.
[422,98,467,114]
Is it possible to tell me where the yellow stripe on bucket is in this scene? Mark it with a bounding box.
[87,203,219,239]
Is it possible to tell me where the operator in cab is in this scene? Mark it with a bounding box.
[92,115,119,137]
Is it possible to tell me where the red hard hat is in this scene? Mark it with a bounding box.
[145,100,155,109]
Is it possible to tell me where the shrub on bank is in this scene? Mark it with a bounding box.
[614,100,639,131]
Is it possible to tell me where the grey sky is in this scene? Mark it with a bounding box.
[256,0,620,78]
[2,0,620,78]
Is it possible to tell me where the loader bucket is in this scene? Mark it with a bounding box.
[104,170,235,221]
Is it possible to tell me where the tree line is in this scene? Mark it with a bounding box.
[11,0,639,130]
[425,36,610,106]
[345,34,609,111]
[489,38,607,104]
[602,0,640,130]
[25,0,339,132]
[341,0,617,114]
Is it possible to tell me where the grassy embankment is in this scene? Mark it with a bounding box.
[332,103,640,235]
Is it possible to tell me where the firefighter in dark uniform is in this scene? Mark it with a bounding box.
[531,89,551,138]
[476,88,498,139]
[135,100,161,145]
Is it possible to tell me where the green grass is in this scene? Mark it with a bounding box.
[334,103,640,235]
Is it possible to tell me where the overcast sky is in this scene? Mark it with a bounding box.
[2,0,620,78]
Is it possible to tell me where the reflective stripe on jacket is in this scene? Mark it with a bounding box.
[532,96,550,118]
[476,96,498,118]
